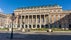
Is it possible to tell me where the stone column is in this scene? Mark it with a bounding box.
[54,15,56,28]
[65,19,69,30]
[20,15,22,29]
[44,15,45,24]
[61,17,65,30]
[22,15,25,32]
[16,16,19,28]
[44,15,45,25]
[48,15,52,32]
[61,20,65,30]
[32,15,33,29]
[48,15,50,28]
[40,15,41,28]
[44,15,46,28]
[58,15,60,28]
[61,24,65,30]
[28,15,29,29]
[24,15,25,28]
[36,15,37,28]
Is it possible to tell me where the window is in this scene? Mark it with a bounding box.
[45,24,48,28]
[59,24,61,28]
[22,25,24,28]
[41,25,44,28]
[58,10,61,12]
[33,25,36,28]
[25,25,27,28]
[29,25,31,28]
[39,17,40,23]
[37,15,40,23]
[37,25,40,28]
[42,17,44,23]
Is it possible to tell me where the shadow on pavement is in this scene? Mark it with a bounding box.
[0,32,71,40]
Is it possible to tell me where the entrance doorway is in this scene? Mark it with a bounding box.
[69,24,71,30]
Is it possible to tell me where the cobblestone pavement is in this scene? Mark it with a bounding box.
[0,31,71,40]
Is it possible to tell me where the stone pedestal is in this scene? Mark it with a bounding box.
[47,29,52,32]
[9,28,12,31]
[48,29,52,32]
[62,28,65,30]
[22,29,25,32]
[65,28,69,30]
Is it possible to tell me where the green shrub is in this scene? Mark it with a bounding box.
[0,28,8,30]
[30,28,48,31]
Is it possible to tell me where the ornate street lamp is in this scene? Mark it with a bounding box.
[10,13,15,39]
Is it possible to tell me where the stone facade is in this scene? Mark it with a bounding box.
[0,13,6,28]
[0,12,12,28]
[13,5,71,29]
[6,14,12,28]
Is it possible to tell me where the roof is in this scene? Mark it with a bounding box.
[16,4,61,10]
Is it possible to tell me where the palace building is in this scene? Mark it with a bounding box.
[13,5,71,30]
[0,5,71,30]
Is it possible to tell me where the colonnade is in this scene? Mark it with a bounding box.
[18,14,48,29]
[14,14,69,29]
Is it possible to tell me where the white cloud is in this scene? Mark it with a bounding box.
[0,8,3,12]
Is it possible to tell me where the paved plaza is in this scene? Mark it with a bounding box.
[0,31,71,40]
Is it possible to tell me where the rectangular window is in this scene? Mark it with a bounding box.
[38,18,40,23]
[43,17,44,23]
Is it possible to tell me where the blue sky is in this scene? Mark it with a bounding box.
[0,0,71,14]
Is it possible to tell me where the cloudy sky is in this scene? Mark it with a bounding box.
[0,0,71,14]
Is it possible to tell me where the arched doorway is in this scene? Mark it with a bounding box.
[45,24,48,28]
[37,25,40,28]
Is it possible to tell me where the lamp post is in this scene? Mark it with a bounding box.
[10,13,15,39]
